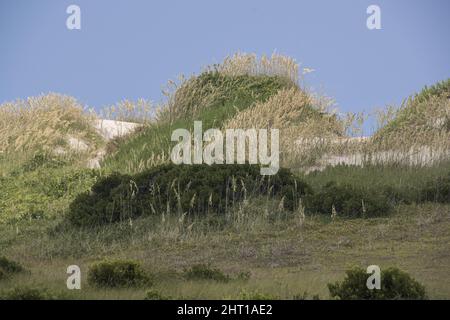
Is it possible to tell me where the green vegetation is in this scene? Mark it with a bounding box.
[412,78,450,104]
[0,161,99,223]
[0,54,449,299]
[0,256,25,281]
[0,256,25,274]
[0,93,103,175]
[183,264,230,282]
[67,163,310,227]
[87,260,152,288]
[373,78,449,148]
[328,267,427,300]
[103,73,292,174]
[0,287,63,300]
[144,289,172,300]
[304,182,392,218]
[238,289,279,300]
[421,171,450,203]
[302,164,450,205]
[0,202,448,299]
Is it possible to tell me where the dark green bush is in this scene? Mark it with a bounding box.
[238,289,278,300]
[304,182,392,218]
[0,287,60,300]
[0,256,25,274]
[184,264,230,282]
[292,291,320,300]
[68,163,311,227]
[236,271,251,281]
[144,289,172,300]
[87,260,152,288]
[0,256,26,281]
[328,267,427,300]
[420,171,450,203]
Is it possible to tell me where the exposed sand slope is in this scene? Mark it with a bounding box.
[93,119,141,141]
[87,119,142,168]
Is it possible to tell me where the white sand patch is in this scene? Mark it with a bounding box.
[87,119,142,169]
[93,119,141,141]
[297,136,450,173]
[67,136,89,152]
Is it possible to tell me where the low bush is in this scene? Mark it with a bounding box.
[0,256,26,281]
[68,163,311,227]
[184,264,230,282]
[238,289,278,300]
[304,182,392,218]
[144,289,172,300]
[0,287,61,300]
[0,256,25,274]
[236,271,251,281]
[420,171,450,203]
[328,267,427,300]
[292,291,320,300]
[87,260,152,288]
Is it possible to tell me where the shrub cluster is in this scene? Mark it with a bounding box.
[328,267,427,300]
[304,182,393,218]
[0,287,60,300]
[87,260,152,288]
[67,163,449,227]
[420,171,450,203]
[238,289,278,300]
[183,264,230,282]
[68,163,311,227]
[144,289,172,300]
[0,257,25,280]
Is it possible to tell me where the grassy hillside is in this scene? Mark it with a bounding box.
[373,78,450,149]
[0,93,103,176]
[102,72,293,174]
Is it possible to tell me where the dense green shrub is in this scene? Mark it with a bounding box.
[292,292,320,300]
[0,287,60,300]
[238,289,278,300]
[0,256,25,281]
[236,271,251,281]
[184,264,230,282]
[87,260,152,288]
[328,267,427,300]
[0,256,25,274]
[420,171,450,203]
[144,289,172,300]
[68,163,311,227]
[304,182,392,218]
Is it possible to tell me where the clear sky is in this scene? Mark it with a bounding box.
[1,0,449,134]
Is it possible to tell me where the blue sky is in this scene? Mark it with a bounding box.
[1,0,449,134]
